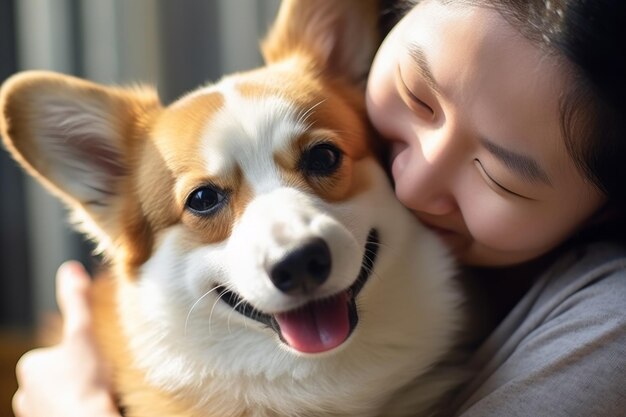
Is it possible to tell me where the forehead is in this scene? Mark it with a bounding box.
[155,81,299,170]
[402,2,567,103]
[152,67,368,182]
[399,2,574,179]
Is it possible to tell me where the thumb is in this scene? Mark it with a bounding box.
[56,261,94,337]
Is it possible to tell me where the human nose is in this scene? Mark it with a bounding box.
[393,125,461,216]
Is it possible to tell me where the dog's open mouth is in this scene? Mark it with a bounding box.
[215,229,379,354]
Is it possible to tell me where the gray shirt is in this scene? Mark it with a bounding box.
[449,243,626,417]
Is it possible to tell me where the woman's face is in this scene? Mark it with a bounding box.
[366,0,605,266]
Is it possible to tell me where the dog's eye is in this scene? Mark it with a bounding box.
[186,186,226,215]
[301,143,342,176]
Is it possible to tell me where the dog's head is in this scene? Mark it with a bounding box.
[1,0,458,415]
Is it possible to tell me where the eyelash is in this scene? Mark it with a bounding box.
[396,67,434,115]
[474,159,532,200]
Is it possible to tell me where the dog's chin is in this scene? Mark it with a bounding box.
[214,229,379,354]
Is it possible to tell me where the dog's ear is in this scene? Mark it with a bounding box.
[261,0,381,84]
[0,71,161,250]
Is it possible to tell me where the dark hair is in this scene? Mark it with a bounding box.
[482,1,626,205]
[380,0,626,239]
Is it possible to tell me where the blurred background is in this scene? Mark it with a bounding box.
[0,0,279,413]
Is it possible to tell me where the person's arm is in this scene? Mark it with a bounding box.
[12,261,121,417]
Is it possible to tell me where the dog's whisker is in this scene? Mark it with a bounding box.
[297,99,326,127]
[184,286,221,337]
[364,240,391,250]
[366,268,384,285]
[208,287,233,337]
[298,99,325,121]
[302,121,315,133]
[364,238,387,254]
[245,306,264,331]
[207,283,239,336]
[362,253,377,267]
[227,298,249,334]
[322,128,362,142]
[362,252,380,273]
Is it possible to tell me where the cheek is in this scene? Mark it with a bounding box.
[459,194,587,256]
[366,77,396,142]
[465,208,546,253]
[366,42,406,144]
[366,63,418,198]
[142,226,226,300]
[455,183,538,250]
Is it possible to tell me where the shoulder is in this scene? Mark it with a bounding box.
[538,242,626,323]
[451,243,626,417]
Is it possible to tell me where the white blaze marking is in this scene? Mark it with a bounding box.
[199,78,308,193]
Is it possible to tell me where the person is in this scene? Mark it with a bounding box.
[12,0,626,416]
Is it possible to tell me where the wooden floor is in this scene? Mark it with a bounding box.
[0,328,35,417]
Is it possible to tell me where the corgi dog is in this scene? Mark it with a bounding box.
[0,0,465,416]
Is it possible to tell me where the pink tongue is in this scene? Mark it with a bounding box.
[275,293,350,354]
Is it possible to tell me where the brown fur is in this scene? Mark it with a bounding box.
[91,275,203,416]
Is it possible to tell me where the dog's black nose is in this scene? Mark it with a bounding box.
[270,238,331,295]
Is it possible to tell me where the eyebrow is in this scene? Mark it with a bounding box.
[480,138,552,186]
[407,43,442,95]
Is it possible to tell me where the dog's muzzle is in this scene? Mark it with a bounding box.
[215,229,379,354]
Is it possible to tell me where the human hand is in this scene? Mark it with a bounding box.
[12,261,121,417]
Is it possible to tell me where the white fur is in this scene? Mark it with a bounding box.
[118,88,462,417]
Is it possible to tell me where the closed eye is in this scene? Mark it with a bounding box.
[474,159,534,200]
[396,65,434,116]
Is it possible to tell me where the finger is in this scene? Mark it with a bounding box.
[56,261,93,336]
[15,349,40,385]
[12,390,26,417]
[14,350,39,415]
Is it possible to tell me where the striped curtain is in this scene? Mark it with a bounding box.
[0,0,280,326]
